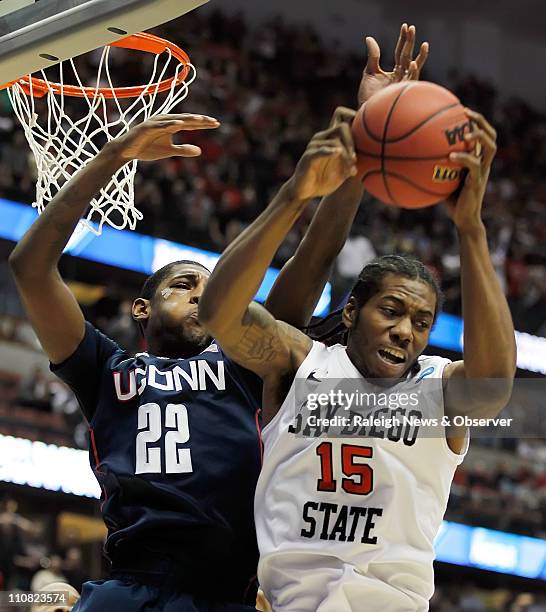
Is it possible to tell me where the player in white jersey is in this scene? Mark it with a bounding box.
[199,64,516,612]
[254,333,457,611]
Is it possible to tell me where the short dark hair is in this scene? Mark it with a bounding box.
[306,254,443,344]
[139,260,211,301]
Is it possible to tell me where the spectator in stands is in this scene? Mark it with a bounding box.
[16,366,53,412]
[62,547,87,593]
[31,555,67,592]
[334,226,376,305]
[0,495,38,589]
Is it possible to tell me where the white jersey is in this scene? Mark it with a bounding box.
[255,341,468,612]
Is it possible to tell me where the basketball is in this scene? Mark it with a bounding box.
[352,81,471,208]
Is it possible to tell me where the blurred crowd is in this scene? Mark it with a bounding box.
[431,583,546,611]
[0,496,89,595]
[450,459,546,538]
[0,10,544,331]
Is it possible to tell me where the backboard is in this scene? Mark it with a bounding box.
[0,0,209,86]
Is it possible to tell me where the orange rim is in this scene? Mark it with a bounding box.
[2,32,191,98]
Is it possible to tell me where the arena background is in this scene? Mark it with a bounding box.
[0,1,545,610]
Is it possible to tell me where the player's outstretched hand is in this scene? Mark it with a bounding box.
[446,109,497,233]
[358,23,429,106]
[289,108,358,201]
[110,113,220,162]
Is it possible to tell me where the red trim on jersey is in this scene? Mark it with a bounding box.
[255,408,264,465]
[89,427,101,467]
[244,574,258,605]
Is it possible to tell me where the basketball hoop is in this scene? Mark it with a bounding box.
[6,32,197,234]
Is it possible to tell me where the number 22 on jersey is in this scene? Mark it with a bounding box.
[135,402,192,474]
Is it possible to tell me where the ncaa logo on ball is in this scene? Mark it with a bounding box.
[444,121,471,145]
[432,166,461,182]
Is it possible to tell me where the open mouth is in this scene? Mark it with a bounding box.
[378,348,406,365]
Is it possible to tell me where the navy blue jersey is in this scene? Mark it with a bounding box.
[51,322,262,603]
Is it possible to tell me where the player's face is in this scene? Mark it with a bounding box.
[344,274,436,379]
[135,263,212,356]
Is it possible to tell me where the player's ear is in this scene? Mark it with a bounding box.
[132,298,151,323]
[342,296,357,330]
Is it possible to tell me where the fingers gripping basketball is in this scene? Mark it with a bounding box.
[352,81,472,208]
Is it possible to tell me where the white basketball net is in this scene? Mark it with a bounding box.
[7,45,196,234]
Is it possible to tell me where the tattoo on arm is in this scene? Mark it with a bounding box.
[238,307,283,364]
[222,304,311,377]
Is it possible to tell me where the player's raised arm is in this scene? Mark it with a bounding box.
[199,118,358,378]
[443,109,517,419]
[9,114,219,364]
[266,23,429,327]
[263,107,362,327]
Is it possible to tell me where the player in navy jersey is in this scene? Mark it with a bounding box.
[51,260,264,605]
